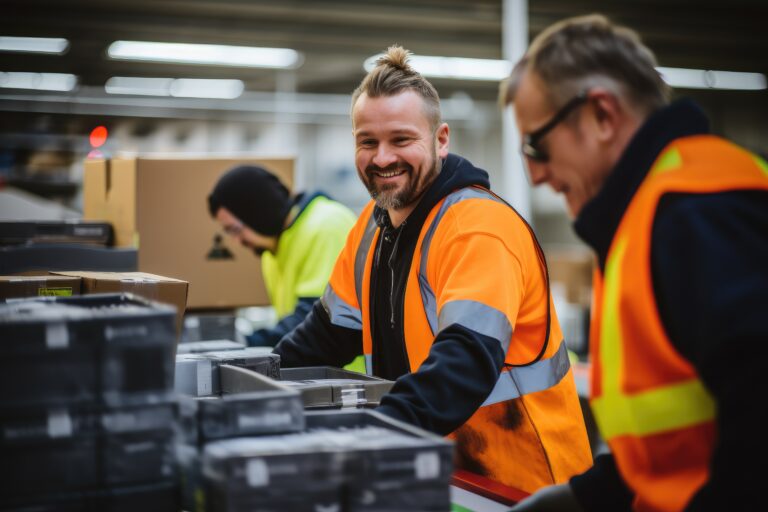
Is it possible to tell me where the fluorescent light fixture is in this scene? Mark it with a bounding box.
[364,53,511,81]
[657,67,767,90]
[108,41,302,69]
[0,72,77,91]
[105,76,174,96]
[105,76,245,99]
[170,79,244,99]
[0,36,69,54]
[363,53,767,91]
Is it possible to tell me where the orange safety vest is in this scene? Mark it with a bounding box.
[590,135,768,512]
[322,185,592,493]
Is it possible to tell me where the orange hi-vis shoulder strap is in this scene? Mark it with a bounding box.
[321,203,379,375]
[415,186,570,406]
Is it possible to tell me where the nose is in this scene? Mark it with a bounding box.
[372,143,397,169]
[525,158,550,186]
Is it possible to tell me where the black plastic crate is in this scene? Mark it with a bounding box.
[174,355,218,397]
[180,367,305,443]
[176,340,243,354]
[0,402,177,501]
[347,481,452,512]
[202,410,452,512]
[205,481,342,512]
[0,293,176,409]
[0,221,113,247]
[304,409,453,482]
[182,314,237,344]
[202,348,280,380]
[1,480,178,511]
[175,349,281,397]
[279,367,393,408]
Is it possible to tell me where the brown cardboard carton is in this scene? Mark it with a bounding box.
[83,157,293,309]
[545,250,594,306]
[0,275,81,301]
[51,271,188,337]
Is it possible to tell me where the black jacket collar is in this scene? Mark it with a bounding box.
[574,99,710,270]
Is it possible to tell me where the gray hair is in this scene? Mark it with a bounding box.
[501,14,670,116]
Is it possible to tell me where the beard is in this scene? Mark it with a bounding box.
[360,151,440,211]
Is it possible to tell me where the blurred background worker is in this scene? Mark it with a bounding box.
[503,14,768,512]
[208,164,357,347]
[274,46,592,494]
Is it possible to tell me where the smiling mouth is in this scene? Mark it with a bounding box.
[373,169,407,178]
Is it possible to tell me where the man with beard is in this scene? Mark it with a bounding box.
[273,46,592,494]
[208,164,356,348]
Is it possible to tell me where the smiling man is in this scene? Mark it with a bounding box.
[503,15,768,512]
[274,46,592,494]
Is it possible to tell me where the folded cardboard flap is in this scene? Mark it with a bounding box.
[50,271,188,338]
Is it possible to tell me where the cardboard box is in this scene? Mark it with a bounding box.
[83,157,294,309]
[0,275,81,301]
[52,271,188,337]
[545,250,594,306]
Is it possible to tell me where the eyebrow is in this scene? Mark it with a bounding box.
[354,128,419,138]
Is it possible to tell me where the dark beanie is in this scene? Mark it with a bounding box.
[208,165,291,236]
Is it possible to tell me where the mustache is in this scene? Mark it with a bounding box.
[365,162,413,175]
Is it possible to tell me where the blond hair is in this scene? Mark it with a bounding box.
[501,14,670,116]
[352,45,441,131]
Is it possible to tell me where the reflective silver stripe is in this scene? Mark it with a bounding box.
[481,341,571,407]
[439,300,512,354]
[354,214,378,311]
[419,187,506,335]
[364,354,373,376]
[321,286,362,330]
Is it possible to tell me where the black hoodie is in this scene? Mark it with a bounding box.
[569,99,768,511]
[274,153,506,435]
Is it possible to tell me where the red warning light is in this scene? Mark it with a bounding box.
[89,126,108,148]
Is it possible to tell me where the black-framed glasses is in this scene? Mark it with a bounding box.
[521,90,589,163]
[222,220,244,237]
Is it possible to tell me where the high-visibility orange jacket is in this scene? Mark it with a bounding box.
[275,154,592,493]
[589,134,768,512]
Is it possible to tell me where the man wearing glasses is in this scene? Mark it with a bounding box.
[208,165,356,348]
[503,14,767,511]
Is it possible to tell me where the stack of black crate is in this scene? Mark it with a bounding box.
[178,363,453,512]
[173,350,306,511]
[0,293,180,511]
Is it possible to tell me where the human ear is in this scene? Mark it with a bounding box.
[435,122,450,158]
[587,90,621,144]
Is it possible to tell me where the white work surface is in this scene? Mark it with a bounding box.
[451,485,511,512]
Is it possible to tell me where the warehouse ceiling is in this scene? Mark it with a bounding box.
[2,0,768,102]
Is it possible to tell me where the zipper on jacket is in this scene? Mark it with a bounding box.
[387,221,409,368]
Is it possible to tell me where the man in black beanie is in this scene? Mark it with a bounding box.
[208,164,357,347]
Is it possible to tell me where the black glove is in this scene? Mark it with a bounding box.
[509,483,584,512]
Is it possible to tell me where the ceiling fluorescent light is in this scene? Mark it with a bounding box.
[0,72,77,91]
[108,41,302,69]
[657,67,767,90]
[363,53,767,91]
[0,36,69,54]
[170,79,244,99]
[364,53,511,81]
[105,77,174,96]
[105,77,244,99]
